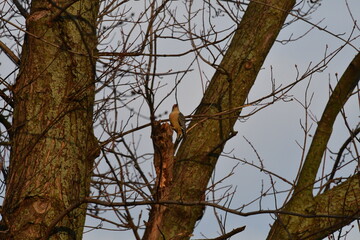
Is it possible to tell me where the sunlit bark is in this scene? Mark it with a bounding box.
[1,1,99,239]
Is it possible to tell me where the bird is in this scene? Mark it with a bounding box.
[169,104,186,141]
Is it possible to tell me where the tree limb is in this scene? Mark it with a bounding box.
[12,0,29,18]
[294,52,360,197]
[144,0,296,239]
[267,52,360,240]
[325,126,360,191]
[0,40,20,66]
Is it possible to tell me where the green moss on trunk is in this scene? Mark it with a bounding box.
[2,1,99,239]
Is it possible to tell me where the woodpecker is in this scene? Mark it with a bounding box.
[169,104,186,140]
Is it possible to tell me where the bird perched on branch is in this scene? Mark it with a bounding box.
[169,104,186,141]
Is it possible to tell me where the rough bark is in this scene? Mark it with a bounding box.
[143,121,175,240]
[1,1,99,239]
[267,52,360,240]
[143,0,296,239]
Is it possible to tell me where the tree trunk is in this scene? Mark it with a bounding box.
[1,1,99,239]
[143,0,295,239]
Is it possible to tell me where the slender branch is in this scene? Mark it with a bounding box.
[12,0,29,18]
[0,41,20,66]
[0,88,14,108]
[83,196,359,220]
[325,126,360,191]
[195,226,246,240]
[0,114,12,138]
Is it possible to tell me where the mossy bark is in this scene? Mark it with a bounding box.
[2,1,99,239]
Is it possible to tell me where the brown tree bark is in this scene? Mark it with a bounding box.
[1,1,99,239]
[142,121,175,240]
[143,0,296,239]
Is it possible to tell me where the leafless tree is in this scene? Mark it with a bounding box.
[0,0,359,239]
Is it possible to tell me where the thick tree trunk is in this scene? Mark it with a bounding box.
[1,1,99,239]
[143,0,295,239]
